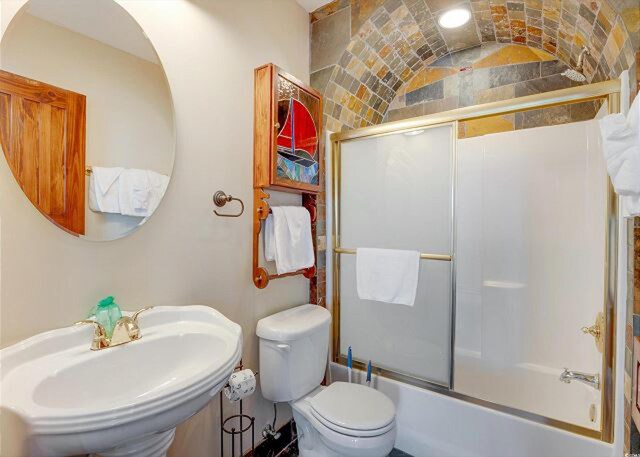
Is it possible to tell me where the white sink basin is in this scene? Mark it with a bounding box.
[0,306,242,457]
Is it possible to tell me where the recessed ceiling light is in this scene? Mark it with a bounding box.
[438,8,471,28]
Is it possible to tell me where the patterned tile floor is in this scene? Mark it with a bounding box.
[253,420,413,457]
[276,440,412,457]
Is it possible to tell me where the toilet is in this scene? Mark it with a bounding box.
[257,304,397,457]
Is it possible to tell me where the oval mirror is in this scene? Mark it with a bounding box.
[0,0,175,241]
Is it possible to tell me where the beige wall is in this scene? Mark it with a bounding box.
[0,0,311,455]
[2,13,175,240]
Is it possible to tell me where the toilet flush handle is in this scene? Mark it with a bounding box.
[276,343,291,352]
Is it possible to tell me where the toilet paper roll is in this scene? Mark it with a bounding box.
[223,369,256,402]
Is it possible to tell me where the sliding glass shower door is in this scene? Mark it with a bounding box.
[337,124,455,386]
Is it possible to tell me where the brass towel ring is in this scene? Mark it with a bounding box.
[213,191,245,217]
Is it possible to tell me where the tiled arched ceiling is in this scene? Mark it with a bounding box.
[311,0,638,131]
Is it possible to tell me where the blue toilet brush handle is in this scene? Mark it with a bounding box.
[347,346,352,383]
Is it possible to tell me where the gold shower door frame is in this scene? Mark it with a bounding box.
[330,79,621,442]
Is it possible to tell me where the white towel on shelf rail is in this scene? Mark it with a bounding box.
[264,206,314,275]
[88,167,124,213]
[356,248,421,307]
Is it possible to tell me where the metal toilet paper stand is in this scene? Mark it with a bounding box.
[219,362,258,456]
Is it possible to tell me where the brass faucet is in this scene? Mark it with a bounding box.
[75,307,154,350]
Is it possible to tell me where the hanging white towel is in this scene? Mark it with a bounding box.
[145,171,170,214]
[356,248,420,306]
[599,95,640,197]
[116,169,168,217]
[268,207,315,275]
[264,214,276,262]
[88,167,123,213]
[118,169,151,217]
[622,194,640,218]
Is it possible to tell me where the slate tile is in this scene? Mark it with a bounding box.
[569,100,599,121]
[541,59,570,76]
[311,66,335,94]
[488,61,541,87]
[578,3,597,25]
[405,79,444,105]
[515,105,571,129]
[311,7,352,72]
[514,73,571,96]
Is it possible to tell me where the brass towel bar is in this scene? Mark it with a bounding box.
[334,247,452,262]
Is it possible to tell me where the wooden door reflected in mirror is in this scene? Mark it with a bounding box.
[0,70,86,235]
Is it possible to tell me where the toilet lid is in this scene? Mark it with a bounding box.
[309,382,395,434]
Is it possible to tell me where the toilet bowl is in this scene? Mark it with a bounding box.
[292,384,396,457]
[256,305,397,457]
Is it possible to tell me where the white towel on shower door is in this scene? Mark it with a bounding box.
[356,248,421,306]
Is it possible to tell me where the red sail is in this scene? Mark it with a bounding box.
[277,99,318,161]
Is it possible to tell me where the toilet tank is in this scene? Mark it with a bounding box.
[256,304,331,402]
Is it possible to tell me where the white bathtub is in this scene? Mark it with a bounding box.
[329,363,611,457]
[454,351,601,431]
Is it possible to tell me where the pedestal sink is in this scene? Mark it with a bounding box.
[0,306,242,457]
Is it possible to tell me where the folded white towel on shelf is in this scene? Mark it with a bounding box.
[356,248,421,307]
[118,169,169,217]
[599,95,640,197]
[88,167,124,213]
[264,206,314,275]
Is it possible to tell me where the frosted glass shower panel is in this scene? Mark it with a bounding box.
[339,125,454,385]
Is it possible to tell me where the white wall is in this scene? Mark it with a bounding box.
[2,13,174,240]
[0,0,311,455]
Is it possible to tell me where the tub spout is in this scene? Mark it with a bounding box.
[559,368,600,390]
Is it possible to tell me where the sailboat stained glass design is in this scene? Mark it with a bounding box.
[276,77,320,186]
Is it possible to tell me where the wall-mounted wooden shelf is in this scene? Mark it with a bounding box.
[252,64,323,289]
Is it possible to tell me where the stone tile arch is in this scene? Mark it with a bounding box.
[311,0,639,131]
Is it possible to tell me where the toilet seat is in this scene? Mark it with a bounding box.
[308,382,395,437]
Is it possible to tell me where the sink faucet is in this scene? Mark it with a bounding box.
[559,368,600,390]
[75,307,154,351]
